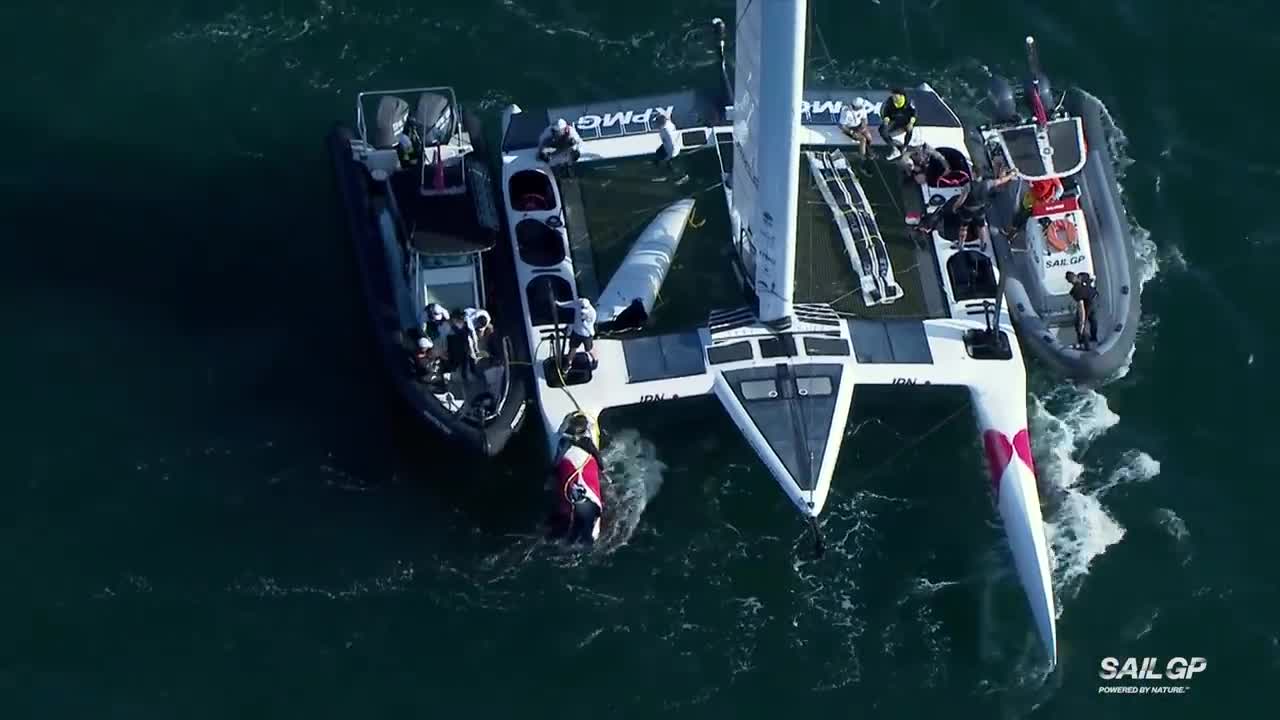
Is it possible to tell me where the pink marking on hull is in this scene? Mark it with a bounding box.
[983,430,1013,499]
[1013,428,1036,476]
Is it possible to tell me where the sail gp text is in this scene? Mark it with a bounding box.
[1097,657,1206,695]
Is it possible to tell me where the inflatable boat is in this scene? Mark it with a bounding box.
[329,86,530,455]
[975,37,1141,381]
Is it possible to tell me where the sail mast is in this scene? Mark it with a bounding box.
[733,0,807,327]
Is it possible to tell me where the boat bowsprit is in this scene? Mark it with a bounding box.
[977,36,1142,381]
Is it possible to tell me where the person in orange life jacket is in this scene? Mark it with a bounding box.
[1066,271,1099,349]
[1006,176,1064,239]
[537,118,583,163]
[554,296,598,369]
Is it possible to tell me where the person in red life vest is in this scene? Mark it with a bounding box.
[548,413,604,544]
[1006,176,1063,239]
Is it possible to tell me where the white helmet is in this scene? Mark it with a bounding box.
[555,118,570,133]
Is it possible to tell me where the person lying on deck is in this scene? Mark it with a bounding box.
[902,142,948,185]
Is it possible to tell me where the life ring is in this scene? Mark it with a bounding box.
[1044,218,1078,253]
[517,193,550,211]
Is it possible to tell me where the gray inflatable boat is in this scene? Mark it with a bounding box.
[974,37,1141,381]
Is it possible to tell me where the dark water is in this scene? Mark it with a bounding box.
[4,0,1278,716]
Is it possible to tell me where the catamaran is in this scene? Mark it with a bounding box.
[493,0,1058,666]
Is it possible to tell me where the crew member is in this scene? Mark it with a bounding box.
[444,308,480,378]
[537,118,583,163]
[879,88,917,157]
[1066,271,1099,350]
[550,420,603,545]
[838,96,877,159]
[1007,176,1064,238]
[902,142,949,186]
[954,169,1017,247]
[462,307,494,357]
[423,302,451,358]
[554,296,598,369]
[652,111,689,184]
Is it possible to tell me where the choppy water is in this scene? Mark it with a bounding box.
[4,0,1278,716]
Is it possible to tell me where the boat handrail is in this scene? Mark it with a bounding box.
[355,86,459,143]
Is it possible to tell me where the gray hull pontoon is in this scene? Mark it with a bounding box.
[976,38,1141,381]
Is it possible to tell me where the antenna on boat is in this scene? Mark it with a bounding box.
[711,17,730,112]
[1024,35,1050,126]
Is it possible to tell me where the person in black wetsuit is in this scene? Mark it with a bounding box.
[918,169,1016,246]
[956,169,1017,246]
[879,89,917,156]
[1066,271,1099,349]
[443,308,479,379]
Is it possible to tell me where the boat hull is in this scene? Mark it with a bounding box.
[327,123,530,455]
[986,89,1142,381]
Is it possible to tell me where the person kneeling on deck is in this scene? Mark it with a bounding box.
[537,118,583,164]
[879,89,917,159]
[1066,271,1099,350]
[554,296,598,370]
[838,96,877,160]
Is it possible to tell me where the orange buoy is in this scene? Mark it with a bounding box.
[1044,218,1078,253]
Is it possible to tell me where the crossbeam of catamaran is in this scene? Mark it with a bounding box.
[492,0,1058,667]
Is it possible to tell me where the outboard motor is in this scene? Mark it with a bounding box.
[548,412,604,545]
[986,75,1019,124]
[415,92,455,146]
[373,96,411,149]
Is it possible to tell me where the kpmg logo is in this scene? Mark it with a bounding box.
[1097,657,1207,695]
[799,99,882,125]
[572,105,675,133]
